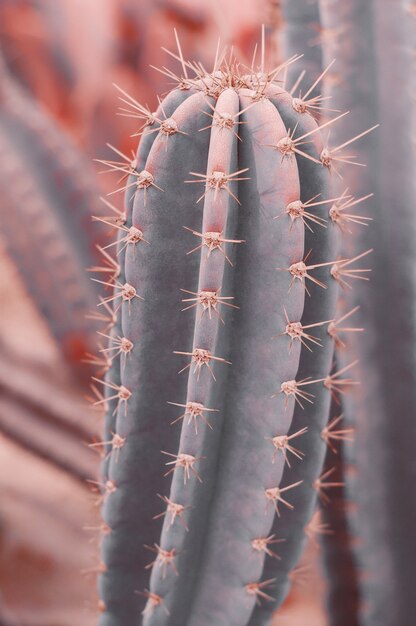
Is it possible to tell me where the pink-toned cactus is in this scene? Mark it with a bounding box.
[91,32,376,626]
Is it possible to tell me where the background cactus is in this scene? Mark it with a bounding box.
[95,35,375,625]
[0,52,105,372]
[314,2,416,626]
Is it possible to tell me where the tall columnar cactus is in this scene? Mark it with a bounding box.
[316,2,416,626]
[94,35,375,626]
[0,52,105,370]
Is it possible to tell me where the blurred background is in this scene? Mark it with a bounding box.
[0,1,414,625]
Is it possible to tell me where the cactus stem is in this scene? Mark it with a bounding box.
[327,306,364,348]
[162,451,205,484]
[154,494,191,530]
[94,280,143,313]
[181,288,238,322]
[330,249,373,289]
[265,481,303,516]
[183,226,245,265]
[92,378,132,415]
[265,427,308,465]
[313,467,345,505]
[321,415,355,453]
[245,578,276,605]
[173,348,231,380]
[144,544,179,578]
[185,168,250,205]
[137,590,170,616]
[251,535,285,559]
[167,401,219,433]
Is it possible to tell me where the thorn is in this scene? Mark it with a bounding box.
[329,189,373,232]
[265,428,308,466]
[173,348,231,380]
[267,112,349,165]
[167,400,219,433]
[88,246,120,283]
[183,227,245,265]
[162,451,205,484]
[101,224,150,256]
[98,333,134,368]
[95,143,137,182]
[321,414,354,453]
[277,252,346,295]
[181,288,238,323]
[251,535,285,559]
[321,125,379,175]
[89,432,126,462]
[245,578,276,605]
[92,197,126,227]
[273,377,322,409]
[94,280,143,313]
[314,467,344,504]
[92,378,132,415]
[87,297,117,331]
[328,306,363,349]
[137,590,170,616]
[185,168,250,205]
[113,84,157,132]
[323,361,360,402]
[275,197,328,231]
[88,478,117,503]
[144,544,179,578]
[108,169,163,202]
[305,511,333,546]
[154,495,190,530]
[331,250,373,290]
[275,308,332,352]
[265,481,303,516]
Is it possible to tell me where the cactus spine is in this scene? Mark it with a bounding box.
[95,34,374,626]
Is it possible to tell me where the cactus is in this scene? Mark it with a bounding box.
[0,52,105,370]
[94,33,375,626]
[315,2,416,625]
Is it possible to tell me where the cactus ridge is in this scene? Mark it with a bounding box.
[93,33,375,626]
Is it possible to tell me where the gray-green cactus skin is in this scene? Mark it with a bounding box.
[96,42,371,626]
[317,2,416,625]
[281,0,323,100]
[0,53,103,368]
